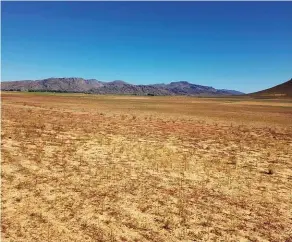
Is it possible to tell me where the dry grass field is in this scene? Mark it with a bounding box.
[1,92,292,242]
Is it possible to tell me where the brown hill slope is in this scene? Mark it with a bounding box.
[250,78,292,97]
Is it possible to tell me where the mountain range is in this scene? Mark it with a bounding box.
[1,78,244,96]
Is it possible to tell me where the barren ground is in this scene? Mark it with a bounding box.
[1,92,292,242]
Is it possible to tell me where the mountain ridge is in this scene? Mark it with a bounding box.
[1,77,244,96]
[250,78,292,97]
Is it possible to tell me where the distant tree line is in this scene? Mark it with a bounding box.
[27,89,83,93]
[3,89,22,92]
[2,89,79,93]
[2,89,158,96]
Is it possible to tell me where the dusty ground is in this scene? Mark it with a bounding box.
[1,92,292,242]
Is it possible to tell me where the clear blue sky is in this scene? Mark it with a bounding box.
[2,2,292,93]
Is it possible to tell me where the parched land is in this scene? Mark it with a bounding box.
[1,92,292,242]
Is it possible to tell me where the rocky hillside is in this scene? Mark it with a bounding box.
[1,78,103,93]
[1,77,244,96]
[250,78,292,97]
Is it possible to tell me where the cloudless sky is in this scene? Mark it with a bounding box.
[1,1,292,93]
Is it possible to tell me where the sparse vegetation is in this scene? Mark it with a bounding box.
[1,92,292,241]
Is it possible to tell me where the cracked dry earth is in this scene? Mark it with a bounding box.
[1,92,292,241]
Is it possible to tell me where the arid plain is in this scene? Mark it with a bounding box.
[1,92,292,241]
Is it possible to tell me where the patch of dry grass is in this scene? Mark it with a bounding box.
[1,92,292,241]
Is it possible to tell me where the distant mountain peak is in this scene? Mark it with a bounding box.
[85,79,99,82]
[110,80,129,85]
[170,81,190,85]
[45,77,84,81]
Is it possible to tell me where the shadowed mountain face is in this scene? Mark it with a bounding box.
[250,78,292,97]
[1,78,104,92]
[1,77,244,96]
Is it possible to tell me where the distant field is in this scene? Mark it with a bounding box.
[2,92,292,241]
